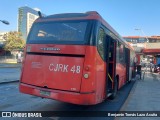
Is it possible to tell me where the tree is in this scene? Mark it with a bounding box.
[3,31,25,52]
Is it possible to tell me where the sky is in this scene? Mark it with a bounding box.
[0,0,160,37]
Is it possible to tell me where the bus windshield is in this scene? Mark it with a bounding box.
[27,20,90,44]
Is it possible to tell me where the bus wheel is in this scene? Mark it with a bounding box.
[109,78,118,100]
[128,79,131,83]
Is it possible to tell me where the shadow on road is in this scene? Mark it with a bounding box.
[0,80,135,120]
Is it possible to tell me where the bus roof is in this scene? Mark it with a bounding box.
[35,11,132,50]
[36,11,120,35]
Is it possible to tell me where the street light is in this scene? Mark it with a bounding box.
[135,28,151,65]
[135,28,149,42]
[0,20,9,25]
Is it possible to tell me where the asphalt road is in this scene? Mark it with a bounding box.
[0,80,135,120]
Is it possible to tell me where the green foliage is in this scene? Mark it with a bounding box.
[3,31,25,51]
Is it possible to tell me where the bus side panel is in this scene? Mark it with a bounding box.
[130,50,136,79]
[116,63,126,89]
[80,46,106,104]
[95,52,106,102]
[80,46,96,93]
[116,43,127,89]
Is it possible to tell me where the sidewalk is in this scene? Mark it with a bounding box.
[0,63,22,68]
[0,63,21,83]
[117,72,160,119]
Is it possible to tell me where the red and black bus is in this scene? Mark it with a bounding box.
[19,11,136,105]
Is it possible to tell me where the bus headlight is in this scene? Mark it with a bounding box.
[84,73,89,79]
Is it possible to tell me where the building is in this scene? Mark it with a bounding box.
[18,6,45,40]
[123,36,160,53]
[123,36,160,43]
[0,32,8,55]
[0,32,7,49]
[0,32,6,42]
[123,36,160,64]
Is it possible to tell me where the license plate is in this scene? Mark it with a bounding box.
[40,90,50,96]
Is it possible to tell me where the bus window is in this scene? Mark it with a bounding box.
[28,21,89,44]
[119,44,125,65]
[97,28,105,60]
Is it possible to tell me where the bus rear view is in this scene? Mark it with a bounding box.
[20,12,99,105]
[20,11,135,105]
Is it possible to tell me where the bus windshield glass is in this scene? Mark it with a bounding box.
[27,20,90,44]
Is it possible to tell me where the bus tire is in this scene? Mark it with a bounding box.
[128,79,131,83]
[109,77,118,100]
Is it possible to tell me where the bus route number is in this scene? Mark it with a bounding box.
[49,64,81,74]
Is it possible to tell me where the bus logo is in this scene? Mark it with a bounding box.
[40,47,60,51]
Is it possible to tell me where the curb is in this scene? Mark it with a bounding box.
[0,66,21,68]
[119,79,138,111]
[0,63,22,68]
[114,80,137,120]
[0,80,19,84]
[5,62,17,64]
[0,62,18,64]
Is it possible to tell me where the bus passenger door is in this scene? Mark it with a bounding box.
[125,48,130,82]
[104,35,116,97]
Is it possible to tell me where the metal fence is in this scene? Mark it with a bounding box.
[0,55,17,63]
[0,49,24,63]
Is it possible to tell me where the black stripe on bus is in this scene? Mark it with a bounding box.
[27,52,85,58]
